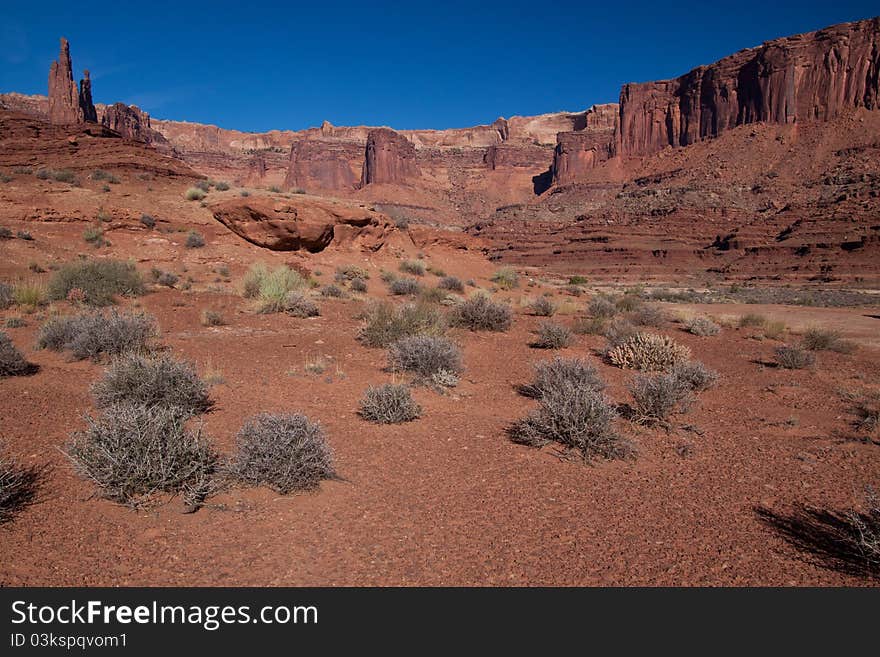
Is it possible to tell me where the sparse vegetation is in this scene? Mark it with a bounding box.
[11,281,46,310]
[739,313,766,328]
[36,168,77,184]
[531,322,573,349]
[607,333,691,371]
[399,260,426,276]
[320,284,345,298]
[0,283,13,310]
[335,265,370,282]
[802,327,856,354]
[214,181,230,191]
[185,231,206,248]
[200,310,226,327]
[16,230,33,241]
[628,371,692,425]
[387,335,462,379]
[449,294,512,332]
[350,277,368,293]
[185,187,206,201]
[91,169,119,183]
[282,292,319,317]
[37,310,155,361]
[359,384,422,424]
[0,332,36,377]
[0,446,43,524]
[519,357,604,400]
[588,294,618,319]
[228,413,334,494]
[357,301,446,348]
[91,353,212,415]
[242,264,308,313]
[529,296,556,317]
[491,267,518,290]
[438,276,464,293]
[139,214,156,229]
[48,259,145,306]
[67,404,218,508]
[686,316,720,336]
[83,226,105,246]
[5,317,26,329]
[774,344,815,370]
[845,390,879,438]
[572,316,606,335]
[630,304,665,327]
[390,277,422,296]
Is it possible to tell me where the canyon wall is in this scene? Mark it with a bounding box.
[551,103,618,185]
[360,128,420,185]
[616,17,880,157]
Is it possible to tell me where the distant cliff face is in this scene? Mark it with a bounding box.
[360,128,420,186]
[551,103,618,185]
[616,17,880,157]
[285,138,360,191]
[101,103,172,152]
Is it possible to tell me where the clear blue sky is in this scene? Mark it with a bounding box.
[1,1,876,132]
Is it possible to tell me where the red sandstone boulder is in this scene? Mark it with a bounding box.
[360,128,419,185]
[211,196,394,252]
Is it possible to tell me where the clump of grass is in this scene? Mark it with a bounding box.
[607,333,691,371]
[0,332,37,377]
[66,404,218,508]
[228,413,334,494]
[519,356,604,399]
[12,281,46,310]
[5,317,26,329]
[185,231,205,248]
[48,259,145,306]
[214,181,230,191]
[762,321,787,340]
[200,310,225,327]
[438,276,464,293]
[83,225,105,246]
[418,287,448,304]
[449,294,512,332]
[267,185,282,193]
[390,278,422,296]
[242,264,307,313]
[568,275,589,285]
[359,384,421,424]
[357,301,446,348]
[572,316,607,335]
[531,322,573,349]
[387,335,463,379]
[184,187,206,201]
[151,269,178,288]
[0,227,12,239]
[91,169,119,183]
[399,260,426,276]
[194,180,210,192]
[739,313,766,328]
[528,296,556,317]
[335,265,370,282]
[686,316,720,336]
[802,327,856,354]
[774,344,815,370]
[670,360,719,392]
[0,283,13,310]
[37,310,155,361]
[91,353,212,415]
[320,284,344,298]
[490,267,518,290]
[36,168,77,184]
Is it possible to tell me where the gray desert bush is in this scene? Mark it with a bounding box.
[0,282,13,309]
[320,284,345,298]
[686,316,720,336]
[358,302,445,348]
[529,296,556,317]
[387,335,462,379]
[531,322,573,349]
[229,413,334,494]
[399,260,426,276]
[490,267,518,290]
[628,372,693,425]
[519,356,604,399]
[349,277,368,293]
[588,295,618,319]
[67,404,217,508]
[185,231,206,248]
[390,277,422,296]
[283,292,319,318]
[802,327,856,354]
[358,384,422,423]
[630,304,665,327]
[0,332,36,376]
[37,310,155,361]
[438,276,464,293]
[774,344,815,370]
[0,446,43,524]
[670,360,719,392]
[449,294,512,332]
[91,353,212,415]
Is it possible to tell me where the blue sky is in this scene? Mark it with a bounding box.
[1,1,876,132]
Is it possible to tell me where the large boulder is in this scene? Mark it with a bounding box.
[212,196,394,252]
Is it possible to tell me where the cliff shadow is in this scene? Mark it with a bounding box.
[532,169,553,195]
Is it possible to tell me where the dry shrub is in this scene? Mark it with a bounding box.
[449,294,512,332]
[387,335,462,379]
[0,447,45,524]
[357,301,445,348]
[774,344,815,369]
[67,404,218,508]
[37,310,155,361]
[358,384,421,424]
[228,413,334,494]
[686,316,720,336]
[491,267,518,290]
[670,360,719,392]
[91,353,212,415]
[390,277,422,296]
[349,277,368,293]
[519,356,604,399]
[320,284,345,298]
[529,296,556,317]
[0,332,37,376]
[803,327,856,354]
[335,264,370,282]
[48,259,145,307]
[607,333,691,371]
[628,372,693,425]
[200,309,225,326]
[509,379,625,461]
[602,318,638,348]
[739,313,766,328]
[572,316,606,335]
[185,231,205,248]
[531,322,573,349]
[438,276,464,293]
[0,282,13,309]
[630,304,665,327]
[283,292,319,318]
[399,260,426,276]
[588,295,618,318]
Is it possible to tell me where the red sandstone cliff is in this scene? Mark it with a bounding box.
[47,38,95,125]
[101,103,172,152]
[551,103,618,184]
[360,128,420,186]
[616,17,880,158]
